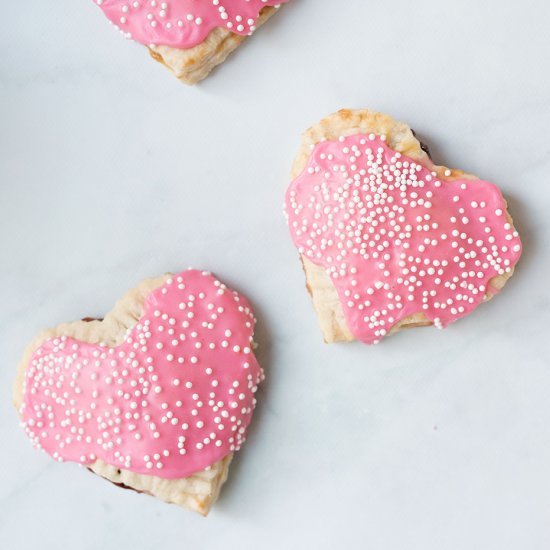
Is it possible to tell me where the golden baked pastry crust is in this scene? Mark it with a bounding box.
[13,274,231,515]
[149,6,278,84]
[290,109,517,343]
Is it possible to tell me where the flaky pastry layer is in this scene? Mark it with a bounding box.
[149,6,278,84]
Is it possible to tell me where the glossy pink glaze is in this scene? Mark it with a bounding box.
[21,270,262,479]
[95,0,288,48]
[286,135,522,344]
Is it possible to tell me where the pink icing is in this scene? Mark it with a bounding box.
[20,270,263,479]
[286,134,522,344]
[94,0,288,49]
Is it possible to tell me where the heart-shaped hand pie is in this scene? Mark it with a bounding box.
[285,109,522,344]
[93,0,289,84]
[14,270,263,514]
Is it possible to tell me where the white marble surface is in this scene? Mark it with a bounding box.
[1,1,550,548]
